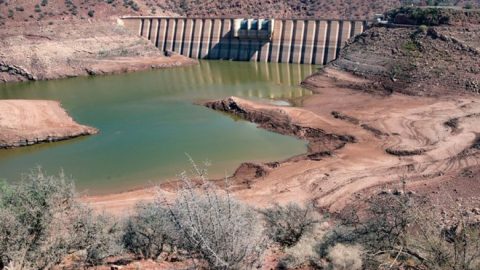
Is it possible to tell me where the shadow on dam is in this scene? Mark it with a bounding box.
[122,17,369,64]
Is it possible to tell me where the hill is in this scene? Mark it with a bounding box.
[330,7,480,96]
[1,0,480,26]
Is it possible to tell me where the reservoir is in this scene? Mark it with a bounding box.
[0,61,314,193]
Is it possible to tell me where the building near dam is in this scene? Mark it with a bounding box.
[120,17,369,64]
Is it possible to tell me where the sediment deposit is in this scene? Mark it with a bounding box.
[0,20,196,83]
[0,100,98,148]
[87,12,480,216]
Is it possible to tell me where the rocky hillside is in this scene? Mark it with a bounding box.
[0,20,196,82]
[330,8,480,96]
[158,0,480,19]
[1,0,479,26]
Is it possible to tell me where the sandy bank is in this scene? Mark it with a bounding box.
[0,100,98,148]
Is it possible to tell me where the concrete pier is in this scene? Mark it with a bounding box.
[121,17,369,64]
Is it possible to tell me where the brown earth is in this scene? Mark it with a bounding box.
[0,100,98,148]
[0,19,196,83]
[86,19,480,218]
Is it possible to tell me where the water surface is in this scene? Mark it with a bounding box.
[0,61,315,193]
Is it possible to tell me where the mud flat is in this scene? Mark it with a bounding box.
[0,100,98,148]
[87,14,480,215]
[86,66,480,215]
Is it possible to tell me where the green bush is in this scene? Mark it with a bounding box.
[88,10,95,17]
[387,7,451,26]
[418,24,428,33]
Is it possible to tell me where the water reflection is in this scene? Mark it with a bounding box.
[0,61,316,193]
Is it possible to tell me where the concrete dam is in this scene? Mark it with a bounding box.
[120,17,369,64]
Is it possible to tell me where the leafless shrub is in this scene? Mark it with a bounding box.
[122,202,177,260]
[316,192,413,262]
[71,207,123,266]
[315,187,480,269]
[260,202,319,248]
[406,203,480,270]
[0,168,121,270]
[158,159,267,269]
[327,243,363,270]
[277,221,328,269]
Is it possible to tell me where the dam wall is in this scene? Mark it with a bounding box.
[120,17,369,64]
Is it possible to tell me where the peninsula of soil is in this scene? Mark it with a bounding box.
[89,8,480,218]
[0,100,98,148]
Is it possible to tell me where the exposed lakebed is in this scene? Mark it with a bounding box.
[0,61,314,193]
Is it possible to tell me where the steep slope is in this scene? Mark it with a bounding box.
[1,0,479,26]
[330,8,480,96]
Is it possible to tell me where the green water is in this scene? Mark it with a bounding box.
[0,61,315,194]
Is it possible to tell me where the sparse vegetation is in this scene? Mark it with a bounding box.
[122,161,267,268]
[1,163,480,269]
[122,202,176,260]
[260,202,319,248]
[464,2,474,9]
[0,168,121,269]
[159,161,267,269]
[387,7,452,25]
[312,191,480,269]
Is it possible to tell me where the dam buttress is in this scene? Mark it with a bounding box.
[120,17,369,64]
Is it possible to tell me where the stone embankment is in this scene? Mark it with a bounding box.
[0,62,36,81]
[0,100,98,148]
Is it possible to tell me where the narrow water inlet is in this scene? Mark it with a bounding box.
[120,17,369,64]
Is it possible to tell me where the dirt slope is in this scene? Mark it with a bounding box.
[0,20,196,83]
[332,9,480,96]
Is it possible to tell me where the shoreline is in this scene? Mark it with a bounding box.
[0,100,98,149]
[85,67,480,215]
[0,19,197,84]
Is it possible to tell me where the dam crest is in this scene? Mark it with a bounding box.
[121,17,369,64]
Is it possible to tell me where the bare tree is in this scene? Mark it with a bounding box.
[315,189,480,269]
[122,202,177,260]
[407,203,480,270]
[260,202,319,248]
[157,159,267,269]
